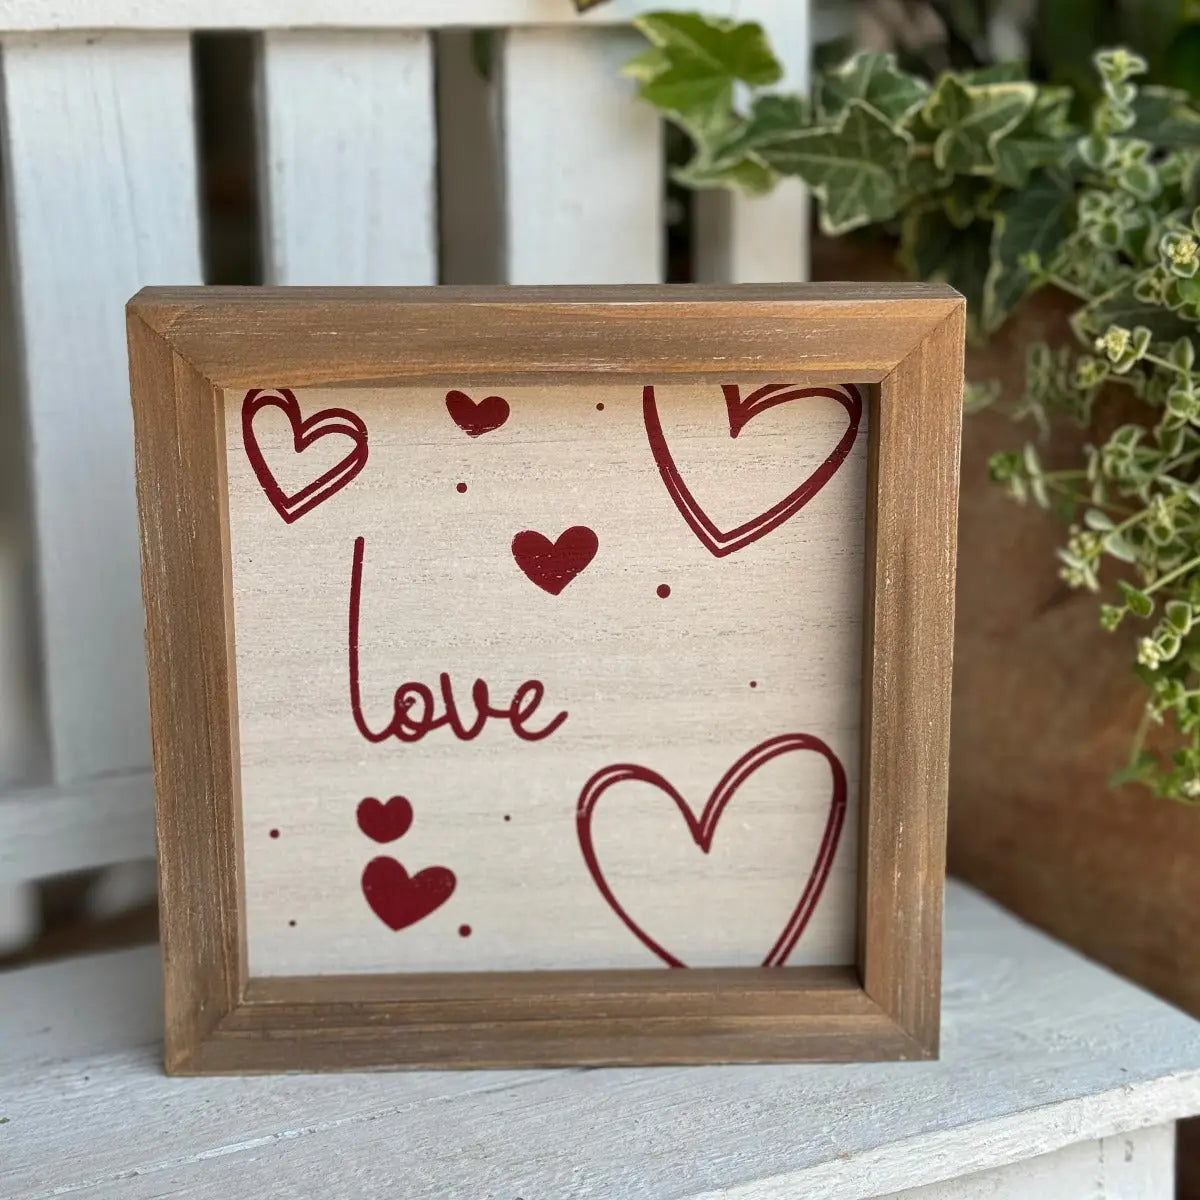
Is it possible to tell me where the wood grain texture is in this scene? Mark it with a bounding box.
[257,29,437,286]
[230,384,863,977]
[859,306,965,1055]
[1,32,202,782]
[126,284,963,1072]
[127,315,242,1072]
[3,885,1200,1197]
[130,284,961,387]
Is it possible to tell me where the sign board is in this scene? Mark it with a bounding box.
[128,284,963,1072]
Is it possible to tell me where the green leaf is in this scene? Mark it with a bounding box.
[817,52,929,124]
[1120,579,1155,618]
[629,13,780,138]
[1084,508,1115,530]
[984,168,1076,333]
[633,13,781,87]
[757,100,912,233]
[922,76,1037,175]
[1104,529,1139,561]
[1074,278,1198,346]
[1130,86,1200,146]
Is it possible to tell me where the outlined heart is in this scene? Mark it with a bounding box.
[576,733,846,967]
[242,388,368,524]
[356,796,414,843]
[643,383,862,557]
[512,526,598,595]
[361,857,456,931]
[446,389,510,437]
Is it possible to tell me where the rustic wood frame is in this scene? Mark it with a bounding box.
[127,283,964,1074]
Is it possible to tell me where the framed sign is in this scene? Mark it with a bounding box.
[127,284,963,1074]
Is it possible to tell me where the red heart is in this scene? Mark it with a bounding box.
[356,795,414,843]
[576,733,847,967]
[361,857,456,931]
[446,389,510,437]
[643,383,862,557]
[242,388,368,524]
[512,526,598,595]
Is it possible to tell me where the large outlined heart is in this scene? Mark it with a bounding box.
[643,383,862,557]
[576,733,847,968]
[242,388,368,524]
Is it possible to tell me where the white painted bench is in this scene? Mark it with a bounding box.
[4,883,1200,1198]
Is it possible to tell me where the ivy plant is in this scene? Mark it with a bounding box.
[629,14,1200,805]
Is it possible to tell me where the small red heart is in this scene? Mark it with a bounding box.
[446,389,510,437]
[362,857,456,931]
[356,796,414,843]
[512,526,598,595]
[576,733,847,967]
[242,388,368,524]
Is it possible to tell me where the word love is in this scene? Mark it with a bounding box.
[348,537,568,745]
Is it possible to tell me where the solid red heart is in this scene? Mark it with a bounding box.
[576,733,847,967]
[446,389,510,437]
[356,795,414,843]
[242,388,369,524]
[511,526,598,595]
[643,383,862,557]
[361,857,456,931]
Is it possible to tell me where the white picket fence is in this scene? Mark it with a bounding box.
[0,0,817,953]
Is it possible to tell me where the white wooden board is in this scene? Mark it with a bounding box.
[0,1,797,31]
[884,1125,1174,1199]
[258,29,437,286]
[500,27,662,284]
[3,885,1199,1198]
[0,769,155,884]
[228,382,865,974]
[0,31,201,782]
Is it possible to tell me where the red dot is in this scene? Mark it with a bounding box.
[749,680,757,689]
[458,924,472,938]
[656,584,671,599]
[269,828,280,839]
[596,402,605,411]
[456,482,467,493]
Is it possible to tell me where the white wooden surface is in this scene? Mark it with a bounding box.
[0,770,155,884]
[693,3,811,285]
[885,1125,1173,1199]
[0,32,202,784]
[501,27,662,284]
[229,383,863,973]
[3,884,1199,1198]
[258,30,437,286]
[0,0,795,30]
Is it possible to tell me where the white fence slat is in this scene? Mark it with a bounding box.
[501,27,662,284]
[0,1,761,32]
[0,770,155,884]
[0,32,202,784]
[258,30,437,285]
[693,2,810,284]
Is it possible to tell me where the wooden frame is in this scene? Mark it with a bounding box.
[127,283,963,1074]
